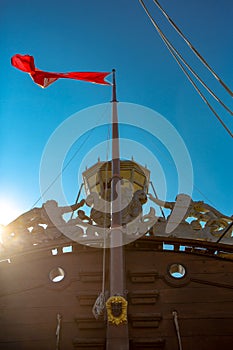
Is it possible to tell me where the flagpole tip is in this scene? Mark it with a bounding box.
[111,69,117,102]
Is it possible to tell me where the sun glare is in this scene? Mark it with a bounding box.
[0,199,22,226]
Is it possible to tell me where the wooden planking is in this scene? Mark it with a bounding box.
[126,248,233,347]
[129,289,160,305]
[129,317,233,338]
[129,313,162,328]
[126,249,233,275]
[129,337,165,349]
[181,335,233,350]
[0,339,55,350]
[1,241,233,349]
[178,318,233,336]
[75,317,105,329]
[72,337,105,350]
[159,286,233,303]
[0,322,56,342]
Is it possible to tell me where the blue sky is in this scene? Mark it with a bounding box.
[0,0,232,225]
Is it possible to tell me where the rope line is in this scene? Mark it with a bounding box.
[167,42,233,137]
[172,311,183,350]
[216,221,233,244]
[150,1,233,116]
[142,134,218,208]
[70,183,84,220]
[92,122,111,319]
[152,0,233,97]
[139,0,233,138]
[31,104,110,208]
[150,181,165,219]
[55,313,62,350]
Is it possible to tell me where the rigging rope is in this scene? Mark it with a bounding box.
[146,1,233,116]
[145,129,219,209]
[167,42,233,138]
[139,0,233,138]
[216,221,233,244]
[152,0,233,97]
[172,311,183,350]
[150,181,165,219]
[55,313,62,350]
[92,122,111,319]
[70,183,84,220]
[31,104,110,208]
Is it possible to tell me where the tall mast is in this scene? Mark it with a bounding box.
[111,68,121,225]
[106,69,129,350]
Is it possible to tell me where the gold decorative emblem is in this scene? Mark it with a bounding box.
[106,296,128,325]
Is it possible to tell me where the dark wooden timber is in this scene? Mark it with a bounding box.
[106,69,129,350]
[1,236,233,349]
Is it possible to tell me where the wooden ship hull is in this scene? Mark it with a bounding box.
[1,219,233,350]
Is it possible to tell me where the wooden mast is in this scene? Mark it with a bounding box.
[106,69,129,349]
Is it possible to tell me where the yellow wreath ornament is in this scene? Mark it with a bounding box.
[106,296,128,325]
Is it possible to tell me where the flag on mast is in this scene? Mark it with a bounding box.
[11,54,110,88]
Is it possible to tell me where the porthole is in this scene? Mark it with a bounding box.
[169,263,186,279]
[49,267,65,283]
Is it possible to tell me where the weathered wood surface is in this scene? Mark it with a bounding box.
[0,240,233,349]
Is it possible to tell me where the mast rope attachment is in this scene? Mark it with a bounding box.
[172,310,183,350]
[55,313,62,350]
[92,124,111,320]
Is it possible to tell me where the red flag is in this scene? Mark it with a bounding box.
[11,54,110,88]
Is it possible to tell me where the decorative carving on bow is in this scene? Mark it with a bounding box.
[106,296,128,325]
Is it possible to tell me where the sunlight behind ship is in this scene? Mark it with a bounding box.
[0,225,3,244]
[0,199,22,226]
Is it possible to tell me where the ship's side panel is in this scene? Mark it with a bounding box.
[1,239,233,349]
[0,244,107,350]
[125,243,233,350]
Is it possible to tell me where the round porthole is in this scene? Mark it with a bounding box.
[169,263,186,279]
[49,267,65,283]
